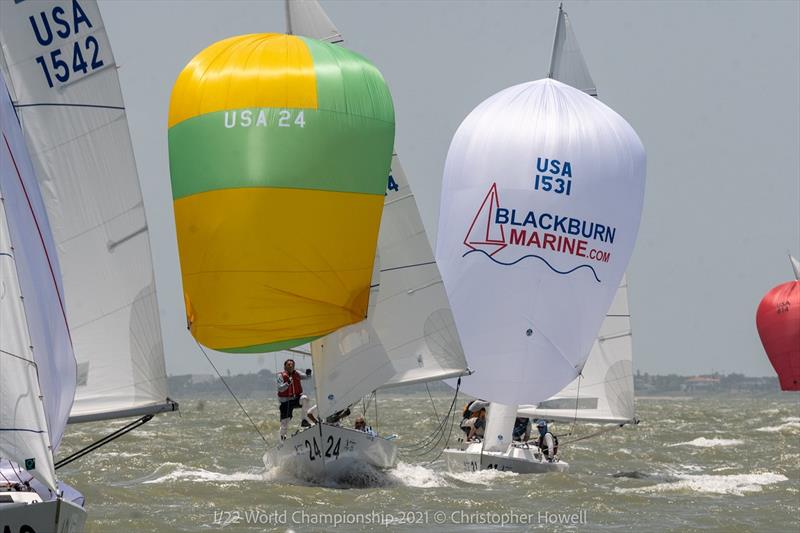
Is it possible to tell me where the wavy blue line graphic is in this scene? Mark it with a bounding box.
[462,248,601,283]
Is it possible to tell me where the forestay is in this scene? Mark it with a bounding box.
[0,0,172,423]
[1,72,75,490]
[519,276,634,424]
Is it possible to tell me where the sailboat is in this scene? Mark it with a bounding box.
[0,0,177,432]
[440,5,646,474]
[0,71,86,532]
[263,0,471,477]
[756,254,800,391]
[516,4,638,453]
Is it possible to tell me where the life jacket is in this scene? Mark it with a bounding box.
[277,370,303,398]
[538,433,559,456]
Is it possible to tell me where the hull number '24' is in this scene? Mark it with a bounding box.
[303,436,341,461]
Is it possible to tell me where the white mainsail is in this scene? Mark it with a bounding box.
[519,277,634,424]
[1,72,75,490]
[0,0,174,422]
[286,0,343,43]
[790,254,800,281]
[375,157,468,388]
[288,0,468,409]
[548,5,597,97]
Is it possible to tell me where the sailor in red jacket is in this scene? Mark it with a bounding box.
[277,358,317,440]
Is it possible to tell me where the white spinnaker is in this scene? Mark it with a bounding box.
[482,403,518,453]
[437,79,646,406]
[287,0,469,394]
[286,0,342,43]
[0,0,170,422]
[519,276,634,424]
[548,5,596,97]
[1,72,75,490]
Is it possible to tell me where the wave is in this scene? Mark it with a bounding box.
[445,468,518,485]
[462,249,601,282]
[137,463,266,485]
[668,437,742,448]
[616,472,787,496]
[756,421,800,433]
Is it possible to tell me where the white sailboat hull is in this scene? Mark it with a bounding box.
[0,497,86,533]
[263,423,397,479]
[443,442,569,474]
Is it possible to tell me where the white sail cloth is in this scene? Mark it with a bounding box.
[482,403,518,453]
[286,0,342,43]
[549,6,597,97]
[1,73,76,490]
[519,276,634,424]
[375,158,468,388]
[0,0,170,422]
[437,79,645,406]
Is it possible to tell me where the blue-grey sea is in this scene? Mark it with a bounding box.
[58,393,799,532]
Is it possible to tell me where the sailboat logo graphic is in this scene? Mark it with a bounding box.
[463,183,507,257]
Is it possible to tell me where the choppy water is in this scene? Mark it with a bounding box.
[57,393,799,532]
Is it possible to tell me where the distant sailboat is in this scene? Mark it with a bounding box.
[0,0,177,428]
[0,70,86,532]
[756,255,800,391]
[440,5,646,474]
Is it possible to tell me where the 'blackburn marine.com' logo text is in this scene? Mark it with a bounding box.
[463,183,617,282]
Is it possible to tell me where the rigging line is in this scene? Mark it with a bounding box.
[380,260,437,274]
[399,378,461,454]
[425,383,439,420]
[194,339,267,444]
[424,379,461,465]
[14,102,125,111]
[400,385,459,452]
[54,415,153,470]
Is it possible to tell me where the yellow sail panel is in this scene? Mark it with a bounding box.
[168,34,318,128]
[174,188,383,351]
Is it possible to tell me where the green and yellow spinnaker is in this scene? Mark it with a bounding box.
[168,33,394,353]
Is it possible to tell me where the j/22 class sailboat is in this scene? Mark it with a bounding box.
[440,5,645,475]
[263,0,471,479]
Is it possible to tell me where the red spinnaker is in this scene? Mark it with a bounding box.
[756,280,800,391]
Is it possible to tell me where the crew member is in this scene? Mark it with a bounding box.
[276,359,316,440]
[536,420,558,461]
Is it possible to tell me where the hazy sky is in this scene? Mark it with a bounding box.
[98,0,799,377]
